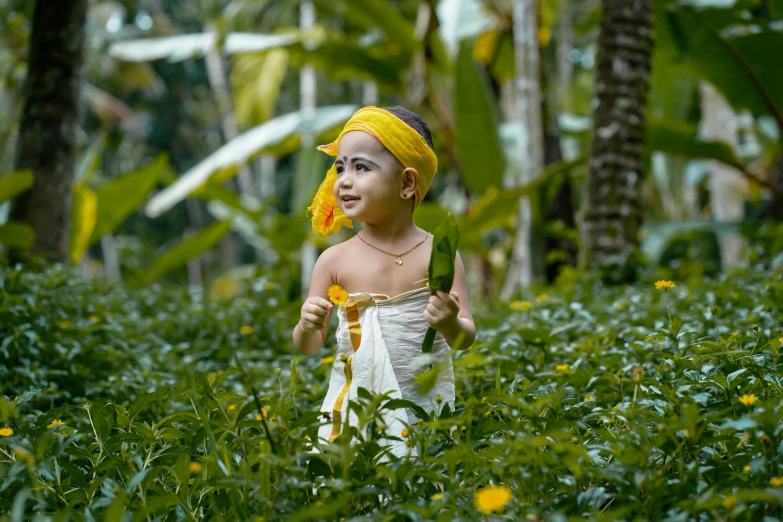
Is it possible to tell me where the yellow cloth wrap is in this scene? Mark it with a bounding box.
[307,106,438,237]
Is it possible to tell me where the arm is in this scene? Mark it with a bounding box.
[424,252,476,350]
[292,249,335,356]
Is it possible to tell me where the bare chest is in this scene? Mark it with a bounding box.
[334,242,431,297]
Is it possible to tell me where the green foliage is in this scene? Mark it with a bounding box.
[423,213,459,353]
[1,266,783,519]
[0,171,33,203]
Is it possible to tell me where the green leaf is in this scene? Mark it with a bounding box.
[423,213,459,353]
[0,218,31,250]
[145,105,358,217]
[0,170,33,203]
[646,118,741,166]
[69,184,97,264]
[140,220,232,285]
[413,202,451,233]
[454,39,505,194]
[128,390,170,421]
[91,154,169,242]
[334,0,418,57]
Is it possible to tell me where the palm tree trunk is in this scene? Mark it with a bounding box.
[300,0,319,297]
[10,0,88,263]
[500,0,544,299]
[581,0,653,282]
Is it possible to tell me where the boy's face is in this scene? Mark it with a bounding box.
[333,131,411,223]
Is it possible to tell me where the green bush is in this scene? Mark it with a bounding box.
[1,264,782,520]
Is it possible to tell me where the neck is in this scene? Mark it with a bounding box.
[360,214,420,244]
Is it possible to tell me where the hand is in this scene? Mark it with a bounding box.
[300,296,333,334]
[423,290,460,333]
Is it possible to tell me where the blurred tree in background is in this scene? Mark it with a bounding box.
[2,0,783,298]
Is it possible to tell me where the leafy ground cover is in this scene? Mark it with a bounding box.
[1,264,782,521]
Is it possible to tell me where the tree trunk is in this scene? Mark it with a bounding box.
[700,82,748,270]
[500,0,544,300]
[10,0,88,263]
[300,0,319,297]
[581,0,653,282]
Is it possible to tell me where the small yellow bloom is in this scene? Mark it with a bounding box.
[555,363,569,372]
[189,462,202,474]
[737,433,751,448]
[321,356,335,365]
[475,485,512,514]
[0,427,13,437]
[14,447,34,466]
[47,419,64,429]
[738,394,756,406]
[654,280,676,290]
[743,465,751,472]
[770,477,783,487]
[731,332,739,337]
[538,27,551,47]
[256,406,271,421]
[228,404,236,412]
[265,282,276,291]
[59,320,71,329]
[401,430,410,438]
[327,284,348,305]
[779,337,783,343]
[88,315,100,323]
[510,300,532,311]
[432,493,444,501]
[239,325,254,335]
[536,294,550,303]
[722,495,738,510]
[584,394,595,402]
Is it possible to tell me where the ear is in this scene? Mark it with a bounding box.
[400,167,419,200]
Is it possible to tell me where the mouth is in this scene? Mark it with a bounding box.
[340,195,361,202]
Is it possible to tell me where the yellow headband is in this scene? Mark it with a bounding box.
[307,106,437,238]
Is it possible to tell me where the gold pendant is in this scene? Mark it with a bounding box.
[395,257,403,266]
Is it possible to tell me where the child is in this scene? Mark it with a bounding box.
[292,106,476,458]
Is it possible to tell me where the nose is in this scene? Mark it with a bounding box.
[337,169,353,188]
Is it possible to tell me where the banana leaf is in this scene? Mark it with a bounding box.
[422,213,460,353]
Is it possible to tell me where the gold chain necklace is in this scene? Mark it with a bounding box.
[357,232,430,266]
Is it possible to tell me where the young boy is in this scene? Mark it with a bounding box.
[292,106,476,457]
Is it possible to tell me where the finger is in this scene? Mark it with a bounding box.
[426,303,443,319]
[304,305,327,318]
[450,291,460,303]
[303,312,326,327]
[423,309,437,325]
[311,298,334,311]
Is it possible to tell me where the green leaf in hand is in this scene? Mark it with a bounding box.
[422,213,460,353]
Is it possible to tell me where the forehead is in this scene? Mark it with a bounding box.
[336,131,390,159]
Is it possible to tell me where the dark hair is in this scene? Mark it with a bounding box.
[383,106,434,150]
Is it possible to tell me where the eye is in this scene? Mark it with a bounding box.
[336,165,344,174]
[356,163,369,172]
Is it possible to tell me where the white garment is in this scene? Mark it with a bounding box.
[316,286,455,459]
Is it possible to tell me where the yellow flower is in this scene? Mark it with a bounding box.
[239,325,254,335]
[743,465,751,472]
[189,462,202,474]
[256,406,271,421]
[59,320,71,329]
[88,315,100,323]
[14,447,34,466]
[555,363,569,372]
[327,284,348,305]
[584,394,595,402]
[401,430,410,438]
[738,394,756,406]
[770,477,783,487]
[228,404,236,412]
[0,427,13,437]
[654,280,676,290]
[538,27,551,47]
[519,301,532,311]
[536,294,550,303]
[321,356,335,365]
[731,332,739,337]
[779,337,783,343]
[722,495,738,510]
[475,485,512,514]
[432,493,444,501]
[47,419,64,429]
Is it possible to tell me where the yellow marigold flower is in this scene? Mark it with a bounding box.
[475,485,512,514]
[0,427,13,437]
[770,477,783,487]
[239,325,254,335]
[737,433,751,448]
[47,419,64,429]
[743,465,751,472]
[722,495,738,510]
[432,493,444,501]
[654,280,676,290]
[321,356,335,365]
[738,394,756,406]
[731,332,739,337]
[536,294,550,303]
[228,404,236,412]
[555,363,569,372]
[401,429,410,438]
[59,320,71,329]
[327,284,348,305]
[509,300,522,310]
[779,337,783,343]
[189,462,202,474]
